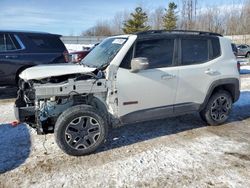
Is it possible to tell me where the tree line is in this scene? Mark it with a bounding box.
[82,0,250,36]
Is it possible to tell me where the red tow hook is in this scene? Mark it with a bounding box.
[11,120,20,127]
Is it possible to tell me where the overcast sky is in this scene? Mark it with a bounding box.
[0,0,244,35]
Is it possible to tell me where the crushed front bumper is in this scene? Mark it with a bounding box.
[14,105,35,123]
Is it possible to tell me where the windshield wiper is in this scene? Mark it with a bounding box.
[97,62,110,70]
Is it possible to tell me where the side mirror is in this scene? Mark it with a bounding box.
[130,57,149,73]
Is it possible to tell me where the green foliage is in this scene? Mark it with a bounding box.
[163,2,178,30]
[123,7,150,34]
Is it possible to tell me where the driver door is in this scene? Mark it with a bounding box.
[116,37,179,123]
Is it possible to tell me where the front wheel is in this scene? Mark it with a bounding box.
[54,105,108,156]
[200,90,233,126]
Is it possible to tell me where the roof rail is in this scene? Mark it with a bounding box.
[136,30,223,37]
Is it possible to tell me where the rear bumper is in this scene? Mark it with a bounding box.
[14,105,35,123]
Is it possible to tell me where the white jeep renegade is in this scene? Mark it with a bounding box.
[15,30,240,156]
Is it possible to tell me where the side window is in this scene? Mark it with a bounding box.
[6,34,17,50]
[29,36,50,49]
[120,46,133,69]
[211,38,221,59]
[0,34,4,52]
[181,39,208,65]
[0,34,22,52]
[28,35,65,50]
[0,34,21,52]
[242,45,247,49]
[135,38,174,69]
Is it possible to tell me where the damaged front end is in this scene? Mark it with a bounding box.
[15,80,36,126]
[15,65,108,134]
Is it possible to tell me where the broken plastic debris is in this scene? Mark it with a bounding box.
[11,121,20,127]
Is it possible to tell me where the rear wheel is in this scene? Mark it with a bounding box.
[54,105,108,156]
[246,52,250,58]
[200,90,232,126]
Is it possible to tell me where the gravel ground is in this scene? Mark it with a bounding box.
[0,77,250,188]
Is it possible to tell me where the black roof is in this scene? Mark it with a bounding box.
[136,30,222,37]
[0,30,61,37]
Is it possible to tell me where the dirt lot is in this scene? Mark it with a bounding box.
[0,76,250,188]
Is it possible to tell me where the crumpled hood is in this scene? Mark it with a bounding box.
[19,64,96,81]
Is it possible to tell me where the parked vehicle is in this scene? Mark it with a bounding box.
[69,43,99,63]
[70,50,91,63]
[237,44,250,58]
[15,30,240,156]
[0,30,69,86]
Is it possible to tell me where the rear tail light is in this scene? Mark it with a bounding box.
[71,53,84,63]
[77,54,83,62]
[71,54,79,63]
[63,50,69,63]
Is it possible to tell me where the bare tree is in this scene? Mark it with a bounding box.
[239,0,250,35]
[150,6,164,30]
[82,21,113,36]
[81,0,250,37]
[225,13,240,35]
[112,10,130,35]
[180,0,198,29]
[195,7,224,34]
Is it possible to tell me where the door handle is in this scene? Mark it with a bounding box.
[5,55,18,59]
[205,69,220,75]
[161,73,176,80]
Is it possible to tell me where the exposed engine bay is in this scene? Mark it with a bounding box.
[15,71,108,134]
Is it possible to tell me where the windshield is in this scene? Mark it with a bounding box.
[81,37,127,68]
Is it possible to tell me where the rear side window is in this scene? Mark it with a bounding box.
[181,39,209,65]
[0,34,22,52]
[135,38,174,69]
[28,35,65,51]
[6,34,17,50]
[211,38,221,58]
[181,37,221,66]
[0,34,4,51]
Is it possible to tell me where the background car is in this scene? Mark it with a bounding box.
[237,44,250,58]
[69,49,91,63]
[0,30,69,86]
[69,43,99,63]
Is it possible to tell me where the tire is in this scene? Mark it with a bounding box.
[54,105,108,156]
[199,90,232,126]
[246,52,250,58]
[199,110,206,122]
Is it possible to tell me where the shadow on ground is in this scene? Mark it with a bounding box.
[0,124,31,174]
[0,91,249,172]
[241,67,250,74]
[0,87,17,100]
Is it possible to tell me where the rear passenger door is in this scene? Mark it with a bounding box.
[175,36,221,112]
